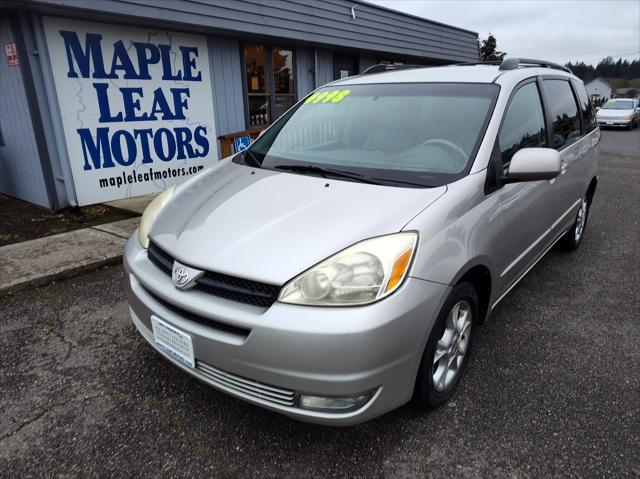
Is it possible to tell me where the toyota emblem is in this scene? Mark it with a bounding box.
[172,266,189,286]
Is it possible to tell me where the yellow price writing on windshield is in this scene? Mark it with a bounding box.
[304,89,351,104]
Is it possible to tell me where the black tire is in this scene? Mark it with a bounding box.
[560,193,590,251]
[414,282,479,409]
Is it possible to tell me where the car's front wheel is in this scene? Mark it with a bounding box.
[414,282,478,409]
[560,194,590,250]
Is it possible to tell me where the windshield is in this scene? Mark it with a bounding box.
[602,100,635,110]
[235,83,499,187]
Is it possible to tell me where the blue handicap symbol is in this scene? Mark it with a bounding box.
[234,135,251,152]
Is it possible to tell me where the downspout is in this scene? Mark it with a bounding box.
[30,12,78,206]
[313,47,318,88]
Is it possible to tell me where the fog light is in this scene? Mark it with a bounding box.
[298,391,374,412]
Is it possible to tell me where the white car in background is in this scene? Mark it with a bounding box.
[596,98,640,129]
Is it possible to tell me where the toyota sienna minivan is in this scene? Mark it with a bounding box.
[124,58,599,425]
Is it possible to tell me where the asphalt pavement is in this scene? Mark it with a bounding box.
[1,130,639,478]
[598,126,640,156]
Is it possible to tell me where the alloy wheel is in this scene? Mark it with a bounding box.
[575,198,588,242]
[432,300,472,392]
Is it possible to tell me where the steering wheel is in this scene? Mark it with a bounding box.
[419,139,467,165]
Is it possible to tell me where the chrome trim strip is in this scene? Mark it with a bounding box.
[550,199,582,231]
[492,230,567,310]
[500,198,581,279]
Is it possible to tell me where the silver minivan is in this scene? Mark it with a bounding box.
[124,58,599,425]
[596,98,640,129]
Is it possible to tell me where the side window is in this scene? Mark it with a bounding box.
[543,79,581,148]
[499,82,547,169]
[573,81,597,133]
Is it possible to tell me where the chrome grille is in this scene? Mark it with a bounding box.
[196,361,295,406]
[148,242,281,308]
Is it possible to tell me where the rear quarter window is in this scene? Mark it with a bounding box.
[542,79,581,148]
[573,81,598,133]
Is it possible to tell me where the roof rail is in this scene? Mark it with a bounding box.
[499,57,572,74]
[453,60,502,67]
[360,63,425,75]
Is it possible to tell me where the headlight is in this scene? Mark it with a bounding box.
[278,232,417,306]
[138,186,175,248]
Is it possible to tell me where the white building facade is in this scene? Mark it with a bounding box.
[584,78,612,103]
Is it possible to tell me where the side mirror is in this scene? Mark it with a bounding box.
[503,148,561,183]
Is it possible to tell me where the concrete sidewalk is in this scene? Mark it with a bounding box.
[0,217,139,296]
[106,193,156,214]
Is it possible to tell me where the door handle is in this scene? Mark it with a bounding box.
[560,159,568,175]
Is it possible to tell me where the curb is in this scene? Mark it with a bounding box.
[0,218,139,298]
[0,255,123,297]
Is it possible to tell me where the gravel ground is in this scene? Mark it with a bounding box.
[1,149,638,478]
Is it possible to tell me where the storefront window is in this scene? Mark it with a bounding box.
[273,48,294,118]
[244,44,295,128]
[245,44,270,126]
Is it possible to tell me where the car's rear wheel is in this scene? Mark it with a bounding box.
[560,193,590,251]
[414,282,478,409]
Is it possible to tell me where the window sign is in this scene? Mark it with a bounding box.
[43,17,216,205]
[234,136,251,153]
[5,43,18,66]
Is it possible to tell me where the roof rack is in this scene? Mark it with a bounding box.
[498,57,572,74]
[360,64,425,75]
[454,58,572,74]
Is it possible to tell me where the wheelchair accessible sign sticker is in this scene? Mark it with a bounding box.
[234,136,251,152]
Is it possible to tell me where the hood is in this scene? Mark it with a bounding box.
[151,161,446,285]
[597,109,634,118]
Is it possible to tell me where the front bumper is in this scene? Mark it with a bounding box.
[124,233,450,425]
[597,118,632,127]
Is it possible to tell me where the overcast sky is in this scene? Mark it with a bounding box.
[367,0,640,65]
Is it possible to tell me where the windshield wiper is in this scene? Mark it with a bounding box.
[368,177,434,188]
[273,164,373,183]
[273,164,431,187]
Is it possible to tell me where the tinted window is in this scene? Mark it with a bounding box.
[499,82,547,168]
[543,79,581,148]
[574,81,597,133]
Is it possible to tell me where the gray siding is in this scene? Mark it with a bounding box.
[208,36,245,139]
[28,0,480,63]
[296,47,350,97]
[0,16,49,207]
[315,49,334,88]
[296,47,314,99]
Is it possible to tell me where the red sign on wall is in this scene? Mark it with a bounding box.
[5,43,19,66]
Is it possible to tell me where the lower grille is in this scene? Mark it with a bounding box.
[195,361,295,407]
[132,312,293,408]
[148,242,281,308]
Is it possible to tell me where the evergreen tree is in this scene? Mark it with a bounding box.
[564,56,639,82]
[480,34,506,62]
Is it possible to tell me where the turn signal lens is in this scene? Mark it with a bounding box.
[386,247,414,292]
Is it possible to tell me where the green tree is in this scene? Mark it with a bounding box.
[480,34,506,62]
